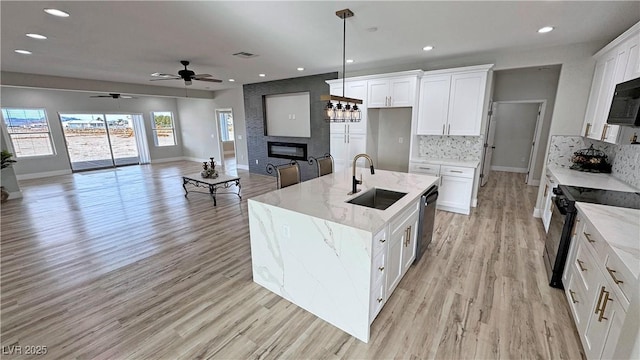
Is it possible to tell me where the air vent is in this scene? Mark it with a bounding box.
[233,52,258,59]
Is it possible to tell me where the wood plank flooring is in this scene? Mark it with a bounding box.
[0,162,585,359]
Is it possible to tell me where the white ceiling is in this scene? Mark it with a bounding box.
[1,1,639,92]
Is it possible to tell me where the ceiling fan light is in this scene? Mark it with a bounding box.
[185,80,192,86]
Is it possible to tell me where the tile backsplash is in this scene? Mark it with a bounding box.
[547,135,640,189]
[418,136,484,161]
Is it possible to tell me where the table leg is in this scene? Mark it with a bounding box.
[236,179,242,199]
[182,177,189,197]
[209,184,217,206]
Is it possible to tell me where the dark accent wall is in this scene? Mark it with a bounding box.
[244,72,337,181]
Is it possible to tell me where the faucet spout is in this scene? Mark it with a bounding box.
[350,153,375,195]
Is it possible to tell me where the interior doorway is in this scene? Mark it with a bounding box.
[216,109,236,172]
[481,101,545,186]
[59,113,147,171]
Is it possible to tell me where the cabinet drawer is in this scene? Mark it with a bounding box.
[440,165,474,178]
[369,280,386,323]
[373,228,388,257]
[574,240,600,295]
[604,253,633,307]
[581,221,607,262]
[371,250,386,288]
[409,163,440,175]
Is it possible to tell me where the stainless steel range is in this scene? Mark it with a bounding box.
[543,185,640,289]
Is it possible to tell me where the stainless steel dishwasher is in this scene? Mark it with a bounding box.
[415,185,438,263]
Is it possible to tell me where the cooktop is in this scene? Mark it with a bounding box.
[560,185,640,210]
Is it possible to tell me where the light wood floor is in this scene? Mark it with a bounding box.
[1,162,584,359]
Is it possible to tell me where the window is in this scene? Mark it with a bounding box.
[151,111,176,146]
[218,111,234,141]
[1,108,55,157]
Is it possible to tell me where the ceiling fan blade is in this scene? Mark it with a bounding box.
[192,74,212,79]
[90,95,111,98]
[195,78,223,83]
[150,78,180,81]
[151,73,180,78]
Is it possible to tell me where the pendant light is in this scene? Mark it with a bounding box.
[321,8,362,123]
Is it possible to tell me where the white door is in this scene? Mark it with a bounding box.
[417,75,450,135]
[389,77,416,107]
[480,103,497,186]
[525,104,543,184]
[447,71,485,136]
[368,79,390,108]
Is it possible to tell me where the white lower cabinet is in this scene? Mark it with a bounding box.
[331,132,366,174]
[542,172,558,232]
[563,211,634,359]
[409,162,475,215]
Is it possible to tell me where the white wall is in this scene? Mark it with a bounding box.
[177,98,221,163]
[371,108,412,172]
[0,86,184,176]
[0,127,21,198]
[491,103,540,171]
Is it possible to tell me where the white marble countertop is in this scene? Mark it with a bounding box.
[249,169,439,234]
[410,158,480,168]
[547,166,638,192]
[575,202,640,280]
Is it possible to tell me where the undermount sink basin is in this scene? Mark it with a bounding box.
[346,188,407,210]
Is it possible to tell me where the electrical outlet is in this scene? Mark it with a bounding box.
[398,137,404,144]
[255,159,259,164]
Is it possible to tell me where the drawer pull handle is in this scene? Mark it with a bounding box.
[449,170,463,173]
[595,286,606,314]
[569,289,578,304]
[576,259,587,272]
[572,219,580,236]
[378,266,384,272]
[379,239,386,243]
[418,167,432,170]
[598,291,611,322]
[606,267,624,284]
[583,232,595,243]
[377,297,383,303]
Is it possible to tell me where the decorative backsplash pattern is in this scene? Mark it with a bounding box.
[418,135,484,161]
[547,135,639,189]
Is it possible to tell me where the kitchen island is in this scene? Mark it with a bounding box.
[248,169,439,342]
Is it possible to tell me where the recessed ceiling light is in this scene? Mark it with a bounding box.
[26,33,47,40]
[297,67,304,71]
[15,50,32,55]
[228,79,235,82]
[346,59,354,63]
[259,74,266,77]
[423,45,434,51]
[538,26,554,33]
[44,8,70,17]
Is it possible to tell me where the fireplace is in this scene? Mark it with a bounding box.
[267,141,308,161]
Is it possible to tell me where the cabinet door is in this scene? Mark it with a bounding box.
[438,175,473,215]
[565,271,592,335]
[583,61,607,138]
[368,79,390,108]
[603,45,633,143]
[584,282,624,360]
[447,71,486,136]
[590,53,618,141]
[417,75,450,135]
[345,80,368,134]
[401,211,419,273]
[346,133,367,168]
[386,232,403,296]
[623,36,639,81]
[330,133,348,173]
[389,76,416,107]
[329,83,348,134]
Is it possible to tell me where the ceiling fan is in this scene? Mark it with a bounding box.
[150,60,222,86]
[90,93,135,99]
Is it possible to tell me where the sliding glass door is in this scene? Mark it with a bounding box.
[60,113,140,171]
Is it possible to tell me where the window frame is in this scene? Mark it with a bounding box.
[1,107,56,158]
[150,111,177,147]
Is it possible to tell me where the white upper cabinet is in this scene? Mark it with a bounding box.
[417,66,491,136]
[367,76,417,108]
[582,21,640,144]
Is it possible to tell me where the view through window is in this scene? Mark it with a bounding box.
[152,112,176,146]
[1,108,55,157]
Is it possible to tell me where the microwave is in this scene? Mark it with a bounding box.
[607,77,640,126]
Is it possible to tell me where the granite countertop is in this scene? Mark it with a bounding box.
[547,166,638,192]
[249,169,439,234]
[575,202,640,280]
[410,158,480,168]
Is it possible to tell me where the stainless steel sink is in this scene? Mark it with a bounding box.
[346,188,407,210]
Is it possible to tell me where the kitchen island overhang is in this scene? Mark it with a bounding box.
[248,169,439,342]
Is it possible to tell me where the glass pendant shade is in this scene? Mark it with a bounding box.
[352,104,361,121]
[325,101,335,120]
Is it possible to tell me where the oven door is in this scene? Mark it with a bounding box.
[544,197,571,288]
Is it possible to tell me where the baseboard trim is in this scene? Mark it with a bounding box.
[151,157,187,164]
[223,150,235,155]
[533,208,542,218]
[437,204,471,215]
[491,166,528,173]
[7,190,23,200]
[17,169,72,180]
[472,198,478,208]
[237,164,249,170]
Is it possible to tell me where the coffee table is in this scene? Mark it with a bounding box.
[182,173,241,206]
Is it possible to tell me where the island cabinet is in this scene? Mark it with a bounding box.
[416,64,493,136]
[248,169,438,343]
[563,203,640,359]
[582,21,640,145]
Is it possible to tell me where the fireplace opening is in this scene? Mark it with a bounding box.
[267,141,307,161]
